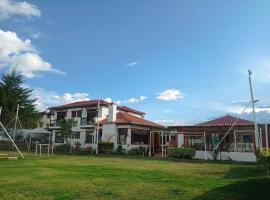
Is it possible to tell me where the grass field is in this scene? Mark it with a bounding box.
[0,153,269,200]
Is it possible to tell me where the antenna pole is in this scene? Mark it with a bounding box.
[248,70,260,150]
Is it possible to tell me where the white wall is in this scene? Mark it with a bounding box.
[194,150,257,162]
[102,123,117,148]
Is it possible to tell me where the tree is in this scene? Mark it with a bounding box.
[59,118,77,152]
[0,70,40,129]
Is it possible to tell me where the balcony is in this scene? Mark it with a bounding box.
[80,117,96,127]
[47,119,61,129]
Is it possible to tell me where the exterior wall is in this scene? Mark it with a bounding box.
[102,123,117,148]
[39,114,51,128]
[194,150,257,162]
[178,134,184,147]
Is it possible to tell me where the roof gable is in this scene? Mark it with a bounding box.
[101,112,164,128]
[196,115,253,126]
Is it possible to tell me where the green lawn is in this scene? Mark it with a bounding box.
[0,153,269,200]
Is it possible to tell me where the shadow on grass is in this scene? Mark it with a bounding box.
[224,165,265,179]
[193,178,270,200]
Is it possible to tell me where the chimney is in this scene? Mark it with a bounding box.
[108,104,117,122]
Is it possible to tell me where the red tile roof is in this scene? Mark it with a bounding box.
[49,100,110,110]
[101,112,164,128]
[117,106,145,116]
[196,115,254,126]
[49,100,145,115]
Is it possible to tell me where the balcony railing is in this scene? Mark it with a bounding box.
[80,117,95,126]
[48,120,61,127]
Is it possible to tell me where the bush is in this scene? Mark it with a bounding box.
[113,145,126,155]
[98,142,114,154]
[168,147,196,159]
[74,142,81,152]
[255,148,270,175]
[54,144,70,154]
[128,147,145,156]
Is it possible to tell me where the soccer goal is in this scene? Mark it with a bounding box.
[34,142,54,157]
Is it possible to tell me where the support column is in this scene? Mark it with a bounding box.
[204,132,207,160]
[259,128,263,148]
[266,124,269,155]
[234,131,237,161]
[52,131,56,144]
[149,131,152,157]
[161,132,164,158]
[126,128,131,152]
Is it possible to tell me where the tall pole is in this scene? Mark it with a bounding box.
[204,132,207,160]
[234,131,237,162]
[96,97,100,155]
[265,124,269,155]
[13,104,20,141]
[0,107,24,159]
[248,70,260,150]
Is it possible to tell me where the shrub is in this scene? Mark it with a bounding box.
[54,144,70,154]
[168,147,196,159]
[113,145,125,155]
[128,147,145,156]
[74,142,81,152]
[98,142,114,154]
[255,148,270,175]
[76,147,92,155]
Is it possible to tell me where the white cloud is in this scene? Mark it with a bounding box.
[0,29,65,78]
[108,96,147,105]
[32,88,90,111]
[122,96,147,104]
[124,61,139,67]
[104,97,112,103]
[0,0,41,20]
[210,101,270,114]
[156,89,184,100]
[155,120,195,126]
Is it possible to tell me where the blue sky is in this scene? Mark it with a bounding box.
[0,0,270,124]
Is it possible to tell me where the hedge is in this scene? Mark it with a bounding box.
[98,142,114,153]
[168,147,196,159]
[255,148,270,175]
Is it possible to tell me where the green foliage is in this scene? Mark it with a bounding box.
[255,148,270,175]
[59,118,77,153]
[98,142,114,153]
[127,147,145,156]
[59,118,77,138]
[54,144,71,154]
[114,145,125,155]
[168,147,196,159]
[0,70,40,128]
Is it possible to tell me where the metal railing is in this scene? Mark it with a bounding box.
[80,118,95,126]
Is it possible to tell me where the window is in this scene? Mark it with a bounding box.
[72,110,82,118]
[87,109,98,118]
[131,129,149,145]
[118,128,127,145]
[57,112,67,120]
[85,131,94,143]
[72,111,77,118]
[73,132,80,139]
[77,110,82,118]
[55,132,64,143]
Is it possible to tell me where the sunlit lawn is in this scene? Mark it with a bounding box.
[0,153,269,200]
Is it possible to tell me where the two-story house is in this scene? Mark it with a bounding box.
[46,100,172,154]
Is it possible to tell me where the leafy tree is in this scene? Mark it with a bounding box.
[0,70,40,128]
[59,118,77,152]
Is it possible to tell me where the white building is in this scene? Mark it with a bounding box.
[46,100,167,153]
